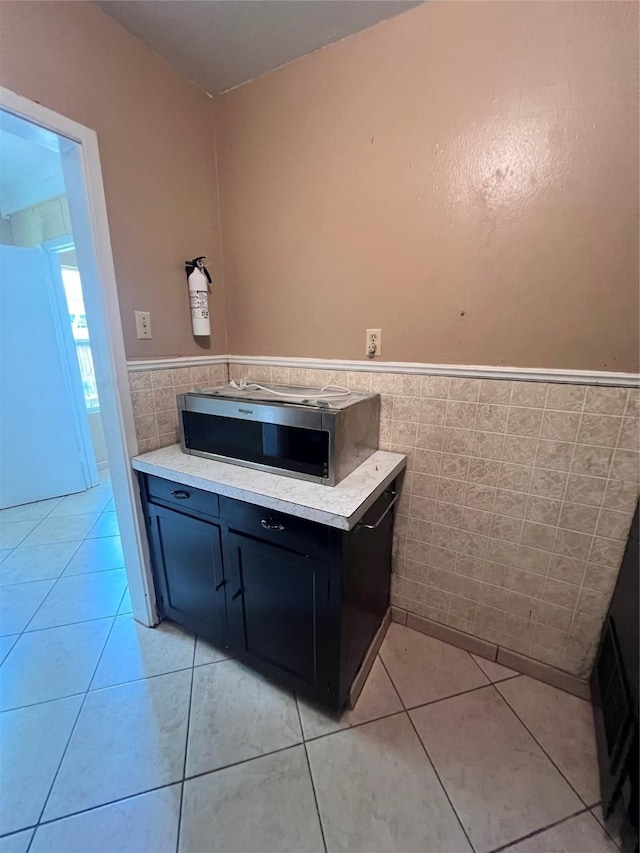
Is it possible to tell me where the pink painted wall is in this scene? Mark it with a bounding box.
[215,1,639,371]
[0,1,226,359]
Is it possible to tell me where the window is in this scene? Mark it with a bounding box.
[60,265,100,411]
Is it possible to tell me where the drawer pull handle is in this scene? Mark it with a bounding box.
[171,489,190,500]
[355,491,398,531]
[215,580,226,592]
[231,587,243,601]
[261,519,285,531]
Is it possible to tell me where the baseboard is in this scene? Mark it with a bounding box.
[392,607,591,701]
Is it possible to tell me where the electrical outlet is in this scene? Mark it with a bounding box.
[366,328,382,358]
[135,310,152,339]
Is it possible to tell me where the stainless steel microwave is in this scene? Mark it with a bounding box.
[177,385,380,486]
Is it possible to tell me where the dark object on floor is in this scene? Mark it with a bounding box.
[591,502,639,853]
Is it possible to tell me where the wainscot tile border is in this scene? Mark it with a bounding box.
[127,355,640,388]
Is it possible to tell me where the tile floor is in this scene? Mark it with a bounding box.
[0,478,620,853]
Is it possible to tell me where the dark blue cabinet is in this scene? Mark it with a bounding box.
[141,473,393,710]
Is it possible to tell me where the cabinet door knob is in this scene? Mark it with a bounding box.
[171,489,190,500]
[215,580,226,591]
[261,518,285,531]
[231,587,243,601]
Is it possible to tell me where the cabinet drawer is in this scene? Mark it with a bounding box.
[145,474,219,518]
[220,497,328,559]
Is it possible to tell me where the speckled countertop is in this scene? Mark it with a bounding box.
[131,444,406,530]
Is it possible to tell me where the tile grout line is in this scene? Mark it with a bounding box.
[488,804,596,852]
[174,638,197,853]
[490,683,595,810]
[294,693,328,853]
[403,704,478,852]
[11,742,306,839]
[27,601,121,848]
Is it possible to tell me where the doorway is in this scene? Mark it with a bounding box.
[0,87,155,630]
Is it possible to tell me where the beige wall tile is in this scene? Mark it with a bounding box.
[497,463,532,493]
[571,444,613,477]
[548,554,586,586]
[418,398,447,425]
[435,501,464,527]
[513,546,551,575]
[190,365,210,384]
[602,478,638,510]
[589,535,625,567]
[471,431,505,460]
[392,421,417,446]
[525,495,562,526]
[158,430,178,447]
[409,496,436,520]
[437,478,466,505]
[485,538,518,566]
[476,403,509,433]
[465,483,496,510]
[510,382,549,408]
[535,439,574,471]
[596,508,634,541]
[137,436,160,454]
[529,468,568,499]
[455,554,485,580]
[540,410,581,442]
[493,489,528,519]
[545,384,585,412]
[416,424,444,450]
[520,521,556,551]
[156,410,178,434]
[413,448,441,474]
[582,563,619,594]
[420,376,449,398]
[153,386,176,412]
[379,419,392,443]
[348,371,372,391]
[130,389,155,418]
[501,435,538,464]
[467,458,500,485]
[407,518,432,543]
[448,377,479,401]
[576,588,610,619]
[625,390,640,418]
[565,473,606,506]
[460,507,491,535]
[380,395,394,419]
[134,413,158,442]
[617,417,640,451]
[446,400,477,429]
[610,448,640,482]
[542,578,580,610]
[584,386,628,415]
[393,396,420,422]
[394,374,421,396]
[558,502,600,534]
[553,528,592,561]
[507,407,544,437]
[129,371,152,392]
[412,473,439,499]
[171,367,193,386]
[442,427,474,455]
[490,514,523,543]
[479,379,513,404]
[577,414,622,447]
[439,453,469,480]
[150,369,173,388]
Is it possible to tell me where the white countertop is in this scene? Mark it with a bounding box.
[131,444,406,530]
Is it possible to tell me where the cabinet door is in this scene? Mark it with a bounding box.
[224,532,330,690]
[148,504,226,646]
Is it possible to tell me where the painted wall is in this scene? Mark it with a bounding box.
[0,1,226,359]
[216,1,639,372]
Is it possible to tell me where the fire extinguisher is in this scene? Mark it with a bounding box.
[185,256,212,336]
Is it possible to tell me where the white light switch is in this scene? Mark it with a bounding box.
[135,311,152,339]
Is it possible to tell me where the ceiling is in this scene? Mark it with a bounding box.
[0,111,65,217]
[96,1,421,94]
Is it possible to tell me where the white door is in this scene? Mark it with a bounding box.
[0,244,97,508]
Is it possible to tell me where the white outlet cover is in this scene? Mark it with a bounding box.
[366,328,382,357]
[135,310,152,339]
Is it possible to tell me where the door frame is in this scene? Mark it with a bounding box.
[0,85,157,627]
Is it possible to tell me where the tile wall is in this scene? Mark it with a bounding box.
[131,359,639,679]
[129,363,227,453]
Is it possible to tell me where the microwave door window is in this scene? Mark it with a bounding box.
[183,412,329,478]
